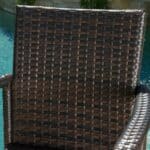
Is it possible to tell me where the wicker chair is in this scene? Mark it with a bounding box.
[0,5,150,150]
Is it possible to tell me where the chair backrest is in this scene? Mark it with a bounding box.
[10,6,145,149]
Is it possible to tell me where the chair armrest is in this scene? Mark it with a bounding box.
[114,85,150,150]
[1,74,13,145]
[0,74,12,88]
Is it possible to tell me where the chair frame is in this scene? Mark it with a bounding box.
[0,6,150,150]
[1,74,149,149]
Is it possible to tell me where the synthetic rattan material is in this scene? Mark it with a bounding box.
[10,6,145,150]
[115,90,150,149]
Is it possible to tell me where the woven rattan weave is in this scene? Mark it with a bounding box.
[1,6,149,150]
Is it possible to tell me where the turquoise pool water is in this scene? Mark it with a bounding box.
[0,9,150,150]
[141,27,150,150]
[0,9,14,150]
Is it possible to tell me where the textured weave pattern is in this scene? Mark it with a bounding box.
[11,6,145,150]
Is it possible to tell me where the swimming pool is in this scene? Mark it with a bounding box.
[141,27,150,150]
[0,9,150,150]
[0,9,14,150]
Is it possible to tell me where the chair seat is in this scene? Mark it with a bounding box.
[6,143,65,150]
